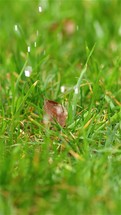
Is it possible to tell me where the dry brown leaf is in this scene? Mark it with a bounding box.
[43,100,68,127]
[62,19,76,36]
[49,19,76,36]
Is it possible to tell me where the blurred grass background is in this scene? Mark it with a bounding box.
[0,0,121,214]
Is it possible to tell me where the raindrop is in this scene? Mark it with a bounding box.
[14,24,18,32]
[14,24,20,36]
[24,66,32,77]
[74,87,79,94]
[27,46,31,53]
[38,6,42,13]
[60,86,65,93]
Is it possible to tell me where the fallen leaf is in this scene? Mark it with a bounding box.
[49,19,76,36]
[43,100,68,127]
[63,19,76,36]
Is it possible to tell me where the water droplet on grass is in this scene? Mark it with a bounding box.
[74,87,79,94]
[24,66,32,77]
[38,6,42,12]
[60,86,65,93]
[14,24,21,36]
[14,24,18,32]
[27,46,31,53]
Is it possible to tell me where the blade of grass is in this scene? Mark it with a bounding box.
[71,44,96,121]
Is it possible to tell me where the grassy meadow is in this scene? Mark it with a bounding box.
[0,0,121,214]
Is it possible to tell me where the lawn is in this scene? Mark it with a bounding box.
[0,0,121,214]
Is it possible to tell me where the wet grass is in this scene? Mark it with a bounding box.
[0,0,121,214]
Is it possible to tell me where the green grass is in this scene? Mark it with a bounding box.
[0,0,121,214]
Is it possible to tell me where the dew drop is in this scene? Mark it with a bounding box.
[38,5,42,13]
[24,66,32,77]
[74,87,79,94]
[14,24,18,32]
[60,86,65,93]
[27,46,31,53]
